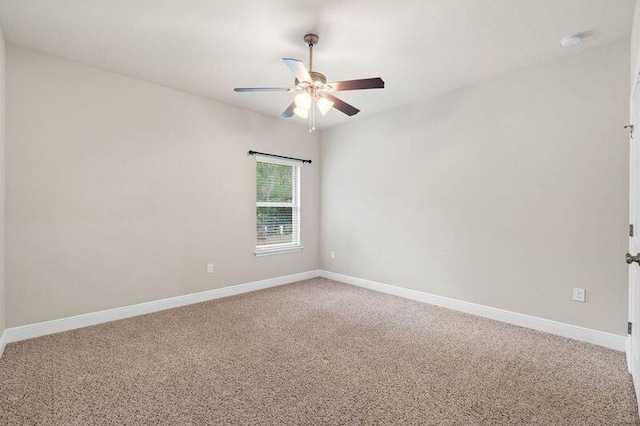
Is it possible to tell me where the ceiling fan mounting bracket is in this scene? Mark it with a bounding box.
[304,34,319,47]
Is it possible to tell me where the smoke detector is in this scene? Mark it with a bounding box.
[560,33,584,47]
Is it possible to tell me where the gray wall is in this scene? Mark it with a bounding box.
[632,0,640,85]
[6,45,320,327]
[0,27,5,335]
[320,40,630,335]
[4,39,632,337]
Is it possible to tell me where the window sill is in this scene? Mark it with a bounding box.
[254,246,304,257]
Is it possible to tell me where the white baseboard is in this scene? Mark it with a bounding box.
[2,269,626,356]
[3,270,321,347]
[0,331,6,357]
[628,336,633,373]
[320,270,627,352]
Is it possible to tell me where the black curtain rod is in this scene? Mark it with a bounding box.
[248,150,312,164]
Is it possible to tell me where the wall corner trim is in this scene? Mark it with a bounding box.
[1,270,322,350]
[319,270,627,352]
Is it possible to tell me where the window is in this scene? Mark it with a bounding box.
[255,156,301,255]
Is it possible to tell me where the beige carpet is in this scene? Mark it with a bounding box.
[0,278,637,425]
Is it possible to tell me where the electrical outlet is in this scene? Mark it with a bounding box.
[330,251,336,259]
[572,287,586,303]
[207,263,214,274]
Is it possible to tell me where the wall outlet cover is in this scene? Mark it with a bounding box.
[572,287,586,303]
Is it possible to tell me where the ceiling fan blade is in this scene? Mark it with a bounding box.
[327,77,385,91]
[280,101,296,118]
[321,94,360,117]
[283,58,312,83]
[234,87,292,92]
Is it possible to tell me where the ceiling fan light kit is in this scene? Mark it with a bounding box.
[234,33,385,132]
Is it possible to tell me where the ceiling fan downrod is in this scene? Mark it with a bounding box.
[303,34,319,132]
[304,34,318,72]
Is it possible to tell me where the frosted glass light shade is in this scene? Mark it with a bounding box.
[294,106,309,118]
[317,97,334,115]
[294,92,312,109]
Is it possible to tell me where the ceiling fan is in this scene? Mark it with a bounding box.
[234,34,385,132]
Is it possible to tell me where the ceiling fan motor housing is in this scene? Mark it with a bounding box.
[295,71,327,90]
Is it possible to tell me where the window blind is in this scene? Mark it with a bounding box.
[256,156,300,252]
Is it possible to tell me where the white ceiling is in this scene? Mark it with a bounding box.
[0,0,635,128]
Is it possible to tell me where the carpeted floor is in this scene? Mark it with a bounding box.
[0,278,637,425]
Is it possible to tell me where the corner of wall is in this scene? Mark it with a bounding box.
[0,24,8,353]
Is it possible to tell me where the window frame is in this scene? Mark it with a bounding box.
[254,155,303,256]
